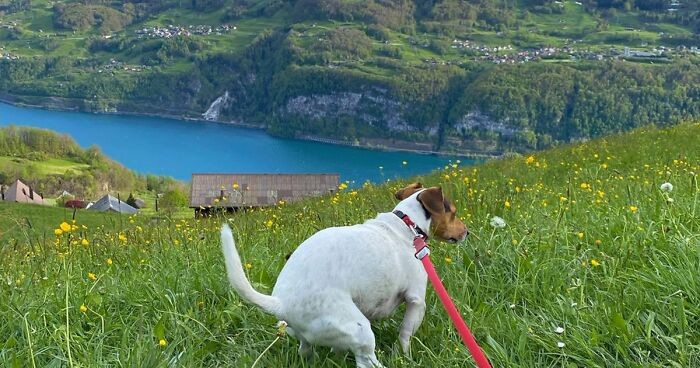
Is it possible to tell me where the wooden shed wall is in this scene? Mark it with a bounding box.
[190,174,339,208]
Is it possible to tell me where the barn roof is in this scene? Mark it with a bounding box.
[190,173,339,208]
[3,179,45,205]
[88,194,139,214]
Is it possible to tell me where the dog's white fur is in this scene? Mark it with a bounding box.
[222,190,452,367]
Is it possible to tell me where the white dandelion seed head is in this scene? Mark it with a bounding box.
[555,327,565,334]
[490,216,506,229]
[557,341,566,348]
[660,182,673,192]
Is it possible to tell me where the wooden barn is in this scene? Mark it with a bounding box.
[190,173,339,216]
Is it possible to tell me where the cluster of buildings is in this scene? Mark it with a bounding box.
[2,174,341,217]
[135,24,236,39]
[451,39,514,54]
[0,51,19,60]
[0,46,19,60]
[421,38,693,65]
[1,179,141,214]
[97,59,149,74]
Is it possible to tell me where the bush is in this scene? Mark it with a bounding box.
[159,189,188,213]
[64,199,86,209]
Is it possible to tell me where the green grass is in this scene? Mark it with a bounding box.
[0,156,90,176]
[524,1,598,39]
[0,201,124,242]
[1,122,698,366]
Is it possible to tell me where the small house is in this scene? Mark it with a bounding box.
[1,179,46,205]
[190,173,339,216]
[88,194,139,214]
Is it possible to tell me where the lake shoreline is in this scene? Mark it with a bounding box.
[0,95,499,160]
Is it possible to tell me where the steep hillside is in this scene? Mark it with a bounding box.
[1,0,699,153]
[1,122,698,366]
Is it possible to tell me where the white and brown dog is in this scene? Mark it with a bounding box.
[221,183,469,367]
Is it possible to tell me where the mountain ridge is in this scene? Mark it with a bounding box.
[1,0,699,153]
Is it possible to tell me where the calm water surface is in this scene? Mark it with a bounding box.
[0,102,471,183]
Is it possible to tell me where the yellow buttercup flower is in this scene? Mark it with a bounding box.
[629,206,638,213]
[60,222,71,232]
[159,339,167,347]
[81,238,89,246]
[88,272,97,281]
[54,229,63,236]
[590,259,601,267]
[80,304,88,313]
[107,258,113,265]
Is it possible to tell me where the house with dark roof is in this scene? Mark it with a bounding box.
[190,173,339,216]
[88,194,139,214]
[1,179,46,205]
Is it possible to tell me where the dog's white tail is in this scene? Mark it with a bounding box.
[221,224,283,317]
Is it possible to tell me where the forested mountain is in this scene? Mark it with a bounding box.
[1,0,698,153]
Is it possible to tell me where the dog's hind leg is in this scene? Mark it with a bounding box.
[335,315,383,368]
[305,299,385,368]
[287,326,313,359]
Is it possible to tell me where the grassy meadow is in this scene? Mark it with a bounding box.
[1,123,699,367]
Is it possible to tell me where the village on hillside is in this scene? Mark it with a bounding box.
[0,179,141,214]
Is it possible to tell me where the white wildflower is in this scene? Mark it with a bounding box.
[557,341,566,348]
[660,182,673,192]
[490,216,506,229]
[555,327,565,334]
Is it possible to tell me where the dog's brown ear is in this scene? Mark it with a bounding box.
[417,187,445,215]
[394,182,423,200]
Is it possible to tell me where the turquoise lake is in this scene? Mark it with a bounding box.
[0,102,470,184]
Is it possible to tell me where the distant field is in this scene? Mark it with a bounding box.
[0,156,90,176]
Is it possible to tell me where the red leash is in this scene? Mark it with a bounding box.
[398,212,492,368]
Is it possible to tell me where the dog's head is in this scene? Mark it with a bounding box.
[394,182,469,243]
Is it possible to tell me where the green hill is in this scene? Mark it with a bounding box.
[1,121,698,366]
[1,0,699,153]
[0,125,180,199]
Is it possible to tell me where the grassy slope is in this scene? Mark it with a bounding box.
[0,156,90,176]
[0,123,699,367]
[1,0,695,70]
